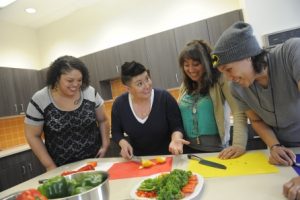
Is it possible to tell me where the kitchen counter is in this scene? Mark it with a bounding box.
[0,149,298,200]
[0,144,30,158]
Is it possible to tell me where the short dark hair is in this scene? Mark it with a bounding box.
[179,40,220,95]
[46,55,90,89]
[121,61,149,85]
[251,49,269,73]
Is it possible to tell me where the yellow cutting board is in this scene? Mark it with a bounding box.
[187,152,278,178]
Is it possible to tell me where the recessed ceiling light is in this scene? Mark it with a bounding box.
[0,0,17,8]
[25,7,36,14]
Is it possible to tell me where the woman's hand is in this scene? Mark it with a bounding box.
[119,139,133,159]
[96,146,108,158]
[169,131,190,155]
[218,146,245,159]
[269,145,295,166]
[283,176,300,200]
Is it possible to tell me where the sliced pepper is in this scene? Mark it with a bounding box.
[38,176,69,199]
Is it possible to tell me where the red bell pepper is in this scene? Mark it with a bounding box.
[16,189,48,200]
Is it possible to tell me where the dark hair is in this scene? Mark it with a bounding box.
[251,49,269,73]
[46,55,90,90]
[121,61,149,85]
[179,40,220,95]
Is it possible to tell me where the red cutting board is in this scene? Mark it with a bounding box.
[108,157,173,180]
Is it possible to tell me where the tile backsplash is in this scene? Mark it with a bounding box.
[0,115,27,149]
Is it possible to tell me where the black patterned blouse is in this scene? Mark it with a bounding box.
[25,86,103,166]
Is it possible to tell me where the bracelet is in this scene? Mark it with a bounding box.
[270,143,283,150]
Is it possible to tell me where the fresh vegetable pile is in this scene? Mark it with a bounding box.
[38,172,105,199]
[136,169,198,200]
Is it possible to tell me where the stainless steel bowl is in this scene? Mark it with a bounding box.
[0,171,109,200]
[52,170,109,200]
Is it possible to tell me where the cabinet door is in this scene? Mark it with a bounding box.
[13,68,40,114]
[117,38,150,68]
[145,30,181,89]
[0,67,18,116]
[174,20,210,52]
[94,47,121,81]
[207,10,244,46]
[27,150,46,178]
[80,54,101,93]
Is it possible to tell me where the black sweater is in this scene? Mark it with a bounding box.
[111,89,184,156]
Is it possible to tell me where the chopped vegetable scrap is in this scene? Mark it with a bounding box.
[136,169,198,200]
[61,163,95,176]
[139,156,167,169]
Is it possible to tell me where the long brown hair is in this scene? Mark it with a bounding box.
[178,40,220,95]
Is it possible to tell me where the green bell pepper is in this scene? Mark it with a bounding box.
[38,176,69,198]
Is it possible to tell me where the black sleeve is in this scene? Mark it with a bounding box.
[164,91,185,134]
[111,97,126,144]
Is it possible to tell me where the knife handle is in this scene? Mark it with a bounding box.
[187,154,202,161]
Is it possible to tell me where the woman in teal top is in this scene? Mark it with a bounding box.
[178,40,248,159]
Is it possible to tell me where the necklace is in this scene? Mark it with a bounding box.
[74,92,81,105]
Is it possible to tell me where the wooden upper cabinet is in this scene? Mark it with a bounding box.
[145,30,181,89]
[117,38,150,68]
[207,10,244,46]
[94,47,121,81]
[174,20,210,52]
[12,68,40,113]
[0,68,18,116]
[80,54,101,92]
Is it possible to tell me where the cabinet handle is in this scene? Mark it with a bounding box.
[116,65,119,73]
[175,73,179,82]
[28,163,33,172]
[14,104,18,113]
[22,165,26,175]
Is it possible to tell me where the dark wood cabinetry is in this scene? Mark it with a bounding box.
[174,20,210,51]
[145,30,181,89]
[207,10,244,46]
[95,47,121,81]
[117,38,150,67]
[0,150,46,192]
[0,68,41,117]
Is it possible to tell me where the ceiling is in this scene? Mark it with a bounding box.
[0,0,99,29]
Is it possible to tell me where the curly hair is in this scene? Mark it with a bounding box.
[178,40,220,95]
[46,55,90,90]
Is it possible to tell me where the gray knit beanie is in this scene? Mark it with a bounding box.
[211,21,262,67]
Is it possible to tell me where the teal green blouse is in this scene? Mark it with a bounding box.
[179,93,218,138]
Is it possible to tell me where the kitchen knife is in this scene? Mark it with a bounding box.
[131,155,142,163]
[187,154,227,170]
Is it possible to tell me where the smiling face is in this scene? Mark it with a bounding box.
[127,71,152,100]
[218,58,256,87]
[57,69,82,96]
[183,58,206,82]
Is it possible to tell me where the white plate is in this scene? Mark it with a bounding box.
[130,172,204,200]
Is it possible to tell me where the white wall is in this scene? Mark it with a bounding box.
[37,0,240,69]
[240,0,300,46]
[0,21,40,69]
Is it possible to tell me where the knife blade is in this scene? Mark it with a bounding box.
[187,154,227,170]
[131,155,142,163]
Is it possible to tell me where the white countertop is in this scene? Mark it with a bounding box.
[0,149,299,200]
[0,144,30,158]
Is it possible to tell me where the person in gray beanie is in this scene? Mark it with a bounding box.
[212,21,300,200]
